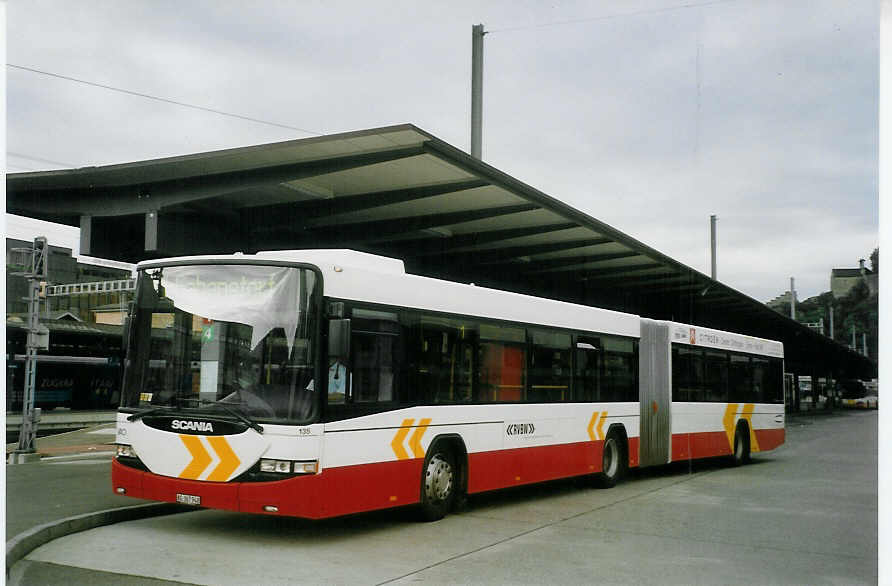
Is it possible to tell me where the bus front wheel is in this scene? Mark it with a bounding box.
[418,447,456,521]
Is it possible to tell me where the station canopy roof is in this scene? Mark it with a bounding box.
[6,124,875,378]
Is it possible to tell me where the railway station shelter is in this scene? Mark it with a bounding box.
[7,124,875,388]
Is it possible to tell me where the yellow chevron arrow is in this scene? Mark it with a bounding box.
[179,435,212,479]
[408,418,431,459]
[596,411,608,440]
[206,436,241,481]
[391,419,414,460]
[739,403,760,452]
[723,403,739,450]
[587,412,599,441]
[587,411,609,441]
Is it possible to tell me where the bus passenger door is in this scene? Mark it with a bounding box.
[638,320,671,467]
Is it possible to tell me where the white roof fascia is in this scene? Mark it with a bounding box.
[657,319,784,359]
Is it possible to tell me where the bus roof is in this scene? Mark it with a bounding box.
[136,249,640,339]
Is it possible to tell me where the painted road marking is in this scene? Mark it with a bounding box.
[391,418,431,460]
[178,435,240,481]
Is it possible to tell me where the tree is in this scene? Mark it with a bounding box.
[870,247,879,273]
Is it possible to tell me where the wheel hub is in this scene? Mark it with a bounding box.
[425,454,453,502]
[603,439,618,477]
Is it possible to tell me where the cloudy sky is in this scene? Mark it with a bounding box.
[5,0,879,302]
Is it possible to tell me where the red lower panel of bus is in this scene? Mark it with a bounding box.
[112,429,777,520]
[754,428,785,452]
[112,458,425,519]
[112,439,617,519]
[671,432,731,461]
[467,440,600,494]
[670,428,785,461]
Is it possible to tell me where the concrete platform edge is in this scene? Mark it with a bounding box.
[5,502,190,574]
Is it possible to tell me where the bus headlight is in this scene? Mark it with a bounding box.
[259,459,318,475]
[260,459,292,473]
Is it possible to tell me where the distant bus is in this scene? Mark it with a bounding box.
[112,250,784,520]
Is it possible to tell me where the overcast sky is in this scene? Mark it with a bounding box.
[4,0,879,302]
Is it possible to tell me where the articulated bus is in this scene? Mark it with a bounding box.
[112,250,785,520]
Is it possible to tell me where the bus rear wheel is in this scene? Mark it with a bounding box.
[595,431,625,488]
[730,424,751,466]
[418,447,456,521]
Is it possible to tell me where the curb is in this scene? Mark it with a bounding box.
[5,503,191,573]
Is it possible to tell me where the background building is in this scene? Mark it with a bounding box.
[6,238,134,412]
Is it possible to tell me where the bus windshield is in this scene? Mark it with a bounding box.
[121,264,320,424]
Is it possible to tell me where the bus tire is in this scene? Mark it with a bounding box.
[418,445,456,522]
[731,423,751,466]
[595,430,626,488]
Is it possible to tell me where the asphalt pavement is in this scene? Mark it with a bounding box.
[5,408,879,585]
[5,422,187,579]
[6,424,125,538]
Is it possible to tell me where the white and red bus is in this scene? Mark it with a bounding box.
[112,249,785,520]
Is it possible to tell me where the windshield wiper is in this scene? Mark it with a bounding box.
[202,401,264,434]
[126,405,174,422]
[126,399,264,434]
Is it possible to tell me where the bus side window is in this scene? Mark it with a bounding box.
[478,323,526,403]
[412,317,476,404]
[751,356,769,404]
[528,330,571,403]
[602,336,638,402]
[479,342,525,402]
[704,350,729,402]
[728,354,751,403]
[575,338,601,402]
[349,311,400,404]
[768,358,784,403]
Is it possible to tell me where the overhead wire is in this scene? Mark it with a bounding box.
[6,63,322,136]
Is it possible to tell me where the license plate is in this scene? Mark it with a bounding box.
[176,493,201,506]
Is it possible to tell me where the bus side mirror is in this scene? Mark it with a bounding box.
[328,319,351,361]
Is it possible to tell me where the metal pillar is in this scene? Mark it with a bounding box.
[471,24,485,160]
[790,277,796,320]
[829,306,834,338]
[863,332,868,357]
[709,215,717,279]
[14,237,49,459]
